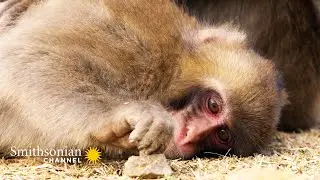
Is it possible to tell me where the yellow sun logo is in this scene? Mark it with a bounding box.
[85,147,102,163]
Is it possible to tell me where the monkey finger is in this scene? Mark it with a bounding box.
[139,140,166,156]
[128,115,153,143]
[92,117,133,143]
[111,134,136,149]
[142,144,166,155]
[136,123,166,152]
[138,140,163,155]
[138,138,162,156]
[111,117,132,137]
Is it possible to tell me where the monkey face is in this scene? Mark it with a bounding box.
[165,87,231,159]
[163,43,286,159]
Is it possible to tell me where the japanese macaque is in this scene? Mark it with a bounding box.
[0,0,286,159]
[175,0,320,132]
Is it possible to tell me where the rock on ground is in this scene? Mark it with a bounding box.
[123,154,173,178]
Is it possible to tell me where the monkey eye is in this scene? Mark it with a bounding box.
[216,128,231,144]
[206,95,222,115]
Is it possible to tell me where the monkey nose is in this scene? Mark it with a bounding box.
[180,118,217,145]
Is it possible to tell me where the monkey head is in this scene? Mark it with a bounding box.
[162,26,287,159]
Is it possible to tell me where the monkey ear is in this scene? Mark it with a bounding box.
[186,25,247,46]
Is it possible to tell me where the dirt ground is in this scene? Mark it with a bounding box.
[0,129,319,179]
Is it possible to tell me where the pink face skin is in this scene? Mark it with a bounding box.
[164,90,232,159]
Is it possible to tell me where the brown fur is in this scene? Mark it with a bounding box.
[0,0,284,158]
[176,0,320,131]
[0,0,37,32]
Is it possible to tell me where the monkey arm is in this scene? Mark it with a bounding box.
[0,51,173,155]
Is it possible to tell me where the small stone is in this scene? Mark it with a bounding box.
[123,154,173,178]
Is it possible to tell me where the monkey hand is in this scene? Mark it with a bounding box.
[93,101,174,155]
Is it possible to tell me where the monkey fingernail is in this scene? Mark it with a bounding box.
[110,135,136,149]
[138,144,150,150]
